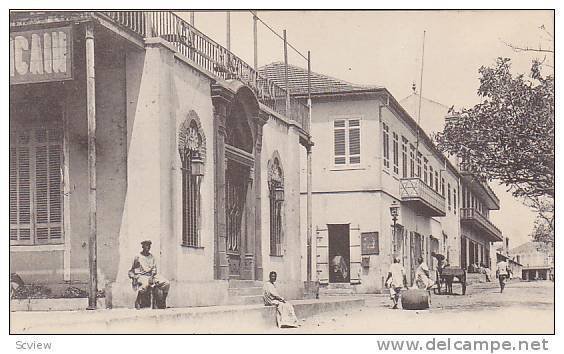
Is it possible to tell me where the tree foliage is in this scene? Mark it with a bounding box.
[530,216,554,245]
[436,58,554,201]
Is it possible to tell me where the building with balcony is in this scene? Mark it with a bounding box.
[261,63,461,293]
[401,92,503,272]
[457,156,503,271]
[10,11,311,308]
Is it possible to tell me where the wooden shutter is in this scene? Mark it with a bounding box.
[316,228,329,284]
[349,226,361,284]
[34,126,63,244]
[392,132,399,174]
[9,130,33,245]
[10,125,63,245]
[348,119,360,164]
[382,123,389,168]
[334,120,346,165]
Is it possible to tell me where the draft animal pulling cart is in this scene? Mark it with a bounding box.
[436,267,466,295]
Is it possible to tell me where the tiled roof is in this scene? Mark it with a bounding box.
[258,62,382,95]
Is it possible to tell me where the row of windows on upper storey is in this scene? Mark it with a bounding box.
[332,118,458,213]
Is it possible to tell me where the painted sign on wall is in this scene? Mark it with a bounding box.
[361,232,379,255]
[10,26,73,85]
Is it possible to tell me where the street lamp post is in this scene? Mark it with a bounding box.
[390,201,400,257]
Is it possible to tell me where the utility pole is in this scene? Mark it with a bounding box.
[415,30,426,152]
[283,29,290,115]
[85,21,98,310]
[226,11,231,51]
[253,11,258,70]
[306,50,313,283]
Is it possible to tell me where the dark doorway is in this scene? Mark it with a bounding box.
[225,160,249,278]
[410,232,422,284]
[461,236,467,269]
[328,224,350,283]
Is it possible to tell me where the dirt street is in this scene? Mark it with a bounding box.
[270,279,554,334]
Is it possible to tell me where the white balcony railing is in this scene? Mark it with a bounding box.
[400,178,446,216]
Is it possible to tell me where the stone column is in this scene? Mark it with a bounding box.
[254,112,268,281]
[211,86,233,280]
[242,167,255,280]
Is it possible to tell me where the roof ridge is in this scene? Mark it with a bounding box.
[259,62,382,94]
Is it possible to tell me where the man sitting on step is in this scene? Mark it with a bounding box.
[263,271,299,328]
[128,240,170,309]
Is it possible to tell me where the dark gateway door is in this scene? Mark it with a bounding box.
[410,232,422,284]
[225,160,250,278]
[328,224,351,283]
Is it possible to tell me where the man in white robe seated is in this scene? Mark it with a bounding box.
[415,256,436,290]
[263,271,299,328]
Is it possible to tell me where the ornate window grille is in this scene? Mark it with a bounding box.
[268,154,284,256]
[178,111,206,247]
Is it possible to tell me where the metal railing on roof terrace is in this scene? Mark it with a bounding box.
[100,11,310,132]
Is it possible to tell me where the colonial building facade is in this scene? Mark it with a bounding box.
[261,63,461,293]
[401,93,503,272]
[511,241,554,281]
[10,11,311,308]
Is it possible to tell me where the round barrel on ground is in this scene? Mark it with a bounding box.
[401,289,429,310]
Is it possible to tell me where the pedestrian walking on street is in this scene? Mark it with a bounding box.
[496,259,511,293]
[385,256,408,309]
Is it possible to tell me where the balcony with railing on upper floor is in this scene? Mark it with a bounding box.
[399,177,446,217]
[458,163,500,210]
[101,11,310,134]
[10,11,310,135]
[460,207,503,242]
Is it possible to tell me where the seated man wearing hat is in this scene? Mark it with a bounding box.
[128,240,170,309]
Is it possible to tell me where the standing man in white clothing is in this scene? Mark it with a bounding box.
[385,256,408,309]
[496,259,511,293]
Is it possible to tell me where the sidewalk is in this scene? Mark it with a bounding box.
[10,296,365,334]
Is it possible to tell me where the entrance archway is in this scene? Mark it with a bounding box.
[212,82,265,281]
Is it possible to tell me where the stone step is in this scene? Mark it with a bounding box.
[226,295,264,305]
[10,298,106,312]
[228,286,263,297]
[326,283,352,289]
[228,280,263,289]
[319,288,355,295]
[11,297,366,333]
[465,272,489,285]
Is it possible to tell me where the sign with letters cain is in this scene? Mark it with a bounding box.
[10,26,73,85]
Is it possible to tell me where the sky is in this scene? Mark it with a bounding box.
[182,10,554,248]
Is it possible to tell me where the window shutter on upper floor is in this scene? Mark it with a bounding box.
[348,119,360,164]
[334,118,361,165]
[334,120,346,165]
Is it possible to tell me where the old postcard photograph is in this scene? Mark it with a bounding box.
[7,7,555,339]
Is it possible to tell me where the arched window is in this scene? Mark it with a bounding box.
[178,111,206,247]
[268,153,284,256]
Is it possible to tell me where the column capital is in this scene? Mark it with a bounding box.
[257,111,270,126]
[211,83,235,109]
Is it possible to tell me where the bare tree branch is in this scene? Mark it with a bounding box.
[500,39,554,53]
